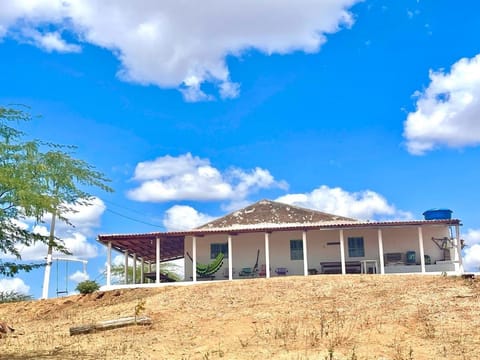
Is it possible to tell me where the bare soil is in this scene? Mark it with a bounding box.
[0,275,479,359]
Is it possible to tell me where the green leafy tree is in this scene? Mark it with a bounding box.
[0,106,113,296]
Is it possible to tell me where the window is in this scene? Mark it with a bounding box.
[290,239,303,260]
[210,243,228,259]
[348,237,365,257]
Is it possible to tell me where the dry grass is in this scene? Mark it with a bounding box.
[0,275,479,359]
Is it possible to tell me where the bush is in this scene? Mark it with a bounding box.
[0,290,33,303]
[76,280,100,294]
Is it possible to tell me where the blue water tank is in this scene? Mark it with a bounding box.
[422,209,452,220]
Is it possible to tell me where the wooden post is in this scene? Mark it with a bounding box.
[70,316,152,336]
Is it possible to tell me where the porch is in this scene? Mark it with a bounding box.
[98,219,463,288]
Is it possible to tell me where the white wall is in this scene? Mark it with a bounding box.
[183,224,453,279]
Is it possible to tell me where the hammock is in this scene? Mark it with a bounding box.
[186,251,224,277]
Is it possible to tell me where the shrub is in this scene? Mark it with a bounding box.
[76,280,100,294]
[0,290,33,303]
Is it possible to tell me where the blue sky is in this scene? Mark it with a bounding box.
[1,0,480,298]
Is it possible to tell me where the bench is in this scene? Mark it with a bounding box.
[384,252,404,265]
[320,261,361,274]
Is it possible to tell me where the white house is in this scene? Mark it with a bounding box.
[97,200,464,288]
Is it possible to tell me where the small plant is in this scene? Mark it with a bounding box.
[75,280,100,294]
[135,298,146,320]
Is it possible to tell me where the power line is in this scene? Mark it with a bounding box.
[105,207,164,228]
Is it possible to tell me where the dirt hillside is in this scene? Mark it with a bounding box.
[0,275,479,360]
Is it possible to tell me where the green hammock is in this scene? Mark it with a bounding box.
[186,252,224,277]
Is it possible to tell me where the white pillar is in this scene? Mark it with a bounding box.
[42,253,53,299]
[302,230,308,276]
[148,262,152,283]
[265,232,271,278]
[228,235,233,280]
[156,237,160,284]
[192,236,197,282]
[455,224,464,274]
[132,253,137,284]
[106,241,112,286]
[124,251,129,284]
[140,258,144,284]
[418,227,425,273]
[339,229,346,275]
[377,229,385,275]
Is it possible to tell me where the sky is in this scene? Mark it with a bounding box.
[1,0,480,299]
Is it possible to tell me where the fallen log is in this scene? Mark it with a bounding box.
[69,316,152,336]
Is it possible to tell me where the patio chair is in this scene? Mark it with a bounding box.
[239,267,255,277]
[258,264,268,277]
[275,267,288,276]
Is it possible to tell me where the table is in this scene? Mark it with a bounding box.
[360,260,378,274]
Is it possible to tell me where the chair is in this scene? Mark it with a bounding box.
[239,267,254,277]
[275,267,288,276]
[258,264,268,277]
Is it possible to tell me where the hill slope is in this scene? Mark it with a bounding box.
[0,275,479,359]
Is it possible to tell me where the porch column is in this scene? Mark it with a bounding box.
[192,236,197,282]
[265,232,271,278]
[418,227,426,273]
[148,262,152,283]
[132,253,137,284]
[339,229,346,275]
[302,230,308,276]
[140,258,145,284]
[455,224,464,274]
[228,235,233,280]
[377,229,385,274]
[106,241,112,287]
[124,250,129,284]
[156,237,160,284]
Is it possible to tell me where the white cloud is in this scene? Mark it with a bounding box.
[463,228,480,271]
[0,0,360,100]
[112,254,125,267]
[404,54,480,154]
[0,278,30,295]
[128,153,287,202]
[276,185,412,220]
[163,205,215,231]
[69,270,89,283]
[4,197,106,261]
[27,29,81,53]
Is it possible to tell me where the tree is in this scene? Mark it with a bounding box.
[0,106,113,294]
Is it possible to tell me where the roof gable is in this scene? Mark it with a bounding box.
[196,199,356,230]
